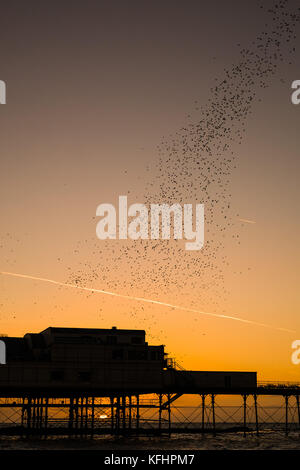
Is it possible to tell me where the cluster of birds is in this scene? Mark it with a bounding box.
[66,0,300,334]
[1,0,299,341]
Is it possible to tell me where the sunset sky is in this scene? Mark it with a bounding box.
[0,0,299,382]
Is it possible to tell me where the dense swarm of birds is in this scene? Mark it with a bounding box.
[65,0,300,321]
[1,0,299,336]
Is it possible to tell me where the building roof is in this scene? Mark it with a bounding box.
[40,327,145,335]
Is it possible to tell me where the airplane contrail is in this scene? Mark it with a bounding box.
[0,270,294,333]
[239,218,256,224]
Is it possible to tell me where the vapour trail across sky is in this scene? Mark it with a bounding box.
[0,271,294,333]
[238,218,256,224]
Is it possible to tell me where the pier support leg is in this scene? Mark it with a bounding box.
[27,397,32,433]
[32,398,36,430]
[243,395,247,437]
[158,394,162,432]
[110,396,114,433]
[211,394,216,437]
[254,394,259,437]
[80,397,84,435]
[201,394,205,434]
[40,398,43,430]
[285,395,289,436]
[296,395,300,430]
[136,395,140,432]
[69,397,74,433]
[44,397,48,437]
[128,396,132,432]
[75,397,79,436]
[39,398,43,433]
[37,397,40,430]
[85,397,88,435]
[41,398,45,432]
[167,393,171,437]
[122,395,126,433]
[36,398,40,430]
[21,397,25,431]
[116,396,120,435]
[91,396,95,437]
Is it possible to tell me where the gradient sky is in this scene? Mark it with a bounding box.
[0,0,299,382]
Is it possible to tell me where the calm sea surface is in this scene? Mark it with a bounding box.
[1,428,300,450]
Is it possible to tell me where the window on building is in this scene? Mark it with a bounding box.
[128,350,147,360]
[131,336,142,344]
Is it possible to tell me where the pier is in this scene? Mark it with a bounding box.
[0,327,299,437]
[0,383,300,437]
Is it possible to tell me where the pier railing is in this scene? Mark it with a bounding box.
[258,381,300,389]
